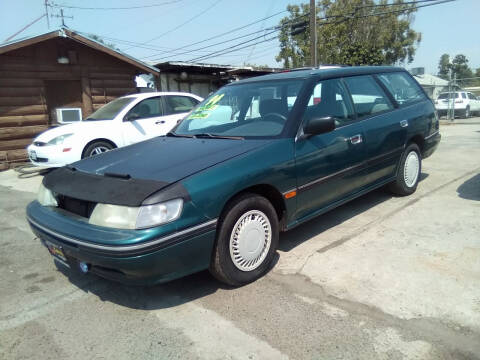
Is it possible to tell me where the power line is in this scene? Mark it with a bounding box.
[122,0,223,51]
[48,0,184,10]
[188,0,456,63]
[3,13,46,43]
[141,13,309,62]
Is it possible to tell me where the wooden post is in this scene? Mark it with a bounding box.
[81,68,93,116]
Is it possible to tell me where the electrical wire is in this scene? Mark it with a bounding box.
[187,0,456,63]
[122,0,223,51]
[48,0,184,10]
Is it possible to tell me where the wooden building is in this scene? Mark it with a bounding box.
[154,61,278,99]
[0,28,159,170]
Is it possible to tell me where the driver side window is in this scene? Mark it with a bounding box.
[125,97,163,121]
[304,79,355,127]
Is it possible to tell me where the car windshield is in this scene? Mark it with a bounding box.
[173,80,304,138]
[437,93,459,100]
[84,97,136,121]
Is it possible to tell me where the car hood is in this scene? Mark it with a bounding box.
[43,136,270,206]
[34,121,112,143]
[74,136,270,183]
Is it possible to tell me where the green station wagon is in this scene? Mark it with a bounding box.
[27,66,440,286]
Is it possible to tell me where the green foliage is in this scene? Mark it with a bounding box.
[438,54,450,80]
[276,0,422,68]
[88,34,119,51]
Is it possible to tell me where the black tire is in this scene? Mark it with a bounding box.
[209,193,279,286]
[388,143,422,196]
[464,106,470,118]
[82,141,114,159]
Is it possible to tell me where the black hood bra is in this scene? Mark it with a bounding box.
[43,136,270,206]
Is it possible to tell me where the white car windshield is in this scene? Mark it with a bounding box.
[84,97,136,121]
[173,80,303,138]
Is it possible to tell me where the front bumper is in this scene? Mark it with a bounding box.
[27,144,80,168]
[26,201,217,285]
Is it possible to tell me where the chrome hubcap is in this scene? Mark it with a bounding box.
[404,151,420,187]
[90,146,110,156]
[229,210,272,272]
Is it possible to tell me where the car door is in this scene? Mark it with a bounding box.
[468,93,480,112]
[160,95,200,131]
[294,78,368,221]
[346,73,407,186]
[122,96,167,145]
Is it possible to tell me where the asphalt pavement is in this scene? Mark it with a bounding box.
[0,119,479,359]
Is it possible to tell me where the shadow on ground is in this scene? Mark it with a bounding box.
[58,173,429,309]
[457,173,480,201]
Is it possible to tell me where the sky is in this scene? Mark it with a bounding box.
[0,0,478,75]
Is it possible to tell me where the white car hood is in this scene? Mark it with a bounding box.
[34,121,111,143]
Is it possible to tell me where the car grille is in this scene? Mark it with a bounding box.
[33,157,49,162]
[57,195,96,219]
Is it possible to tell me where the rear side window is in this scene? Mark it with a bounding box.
[438,93,458,100]
[343,75,394,118]
[377,72,426,106]
[163,96,199,115]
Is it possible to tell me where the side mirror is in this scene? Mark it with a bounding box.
[124,113,140,122]
[303,116,335,137]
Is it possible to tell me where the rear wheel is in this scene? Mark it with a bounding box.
[388,143,421,196]
[210,193,279,286]
[82,141,114,159]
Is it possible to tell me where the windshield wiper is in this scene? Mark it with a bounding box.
[166,132,194,138]
[193,133,244,140]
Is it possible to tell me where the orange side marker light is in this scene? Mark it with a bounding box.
[284,190,297,199]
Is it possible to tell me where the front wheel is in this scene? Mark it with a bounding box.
[82,141,114,159]
[388,143,422,196]
[210,193,279,286]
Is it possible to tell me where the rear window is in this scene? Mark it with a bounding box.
[377,72,426,106]
[438,93,459,100]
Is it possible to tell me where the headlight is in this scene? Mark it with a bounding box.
[37,183,58,207]
[88,199,183,229]
[47,133,73,146]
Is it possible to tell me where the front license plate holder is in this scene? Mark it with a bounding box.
[45,240,70,267]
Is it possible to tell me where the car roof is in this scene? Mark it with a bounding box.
[122,91,202,100]
[229,65,406,85]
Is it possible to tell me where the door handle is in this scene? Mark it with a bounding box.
[400,120,408,128]
[349,134,363,145]
[155,120,165,124]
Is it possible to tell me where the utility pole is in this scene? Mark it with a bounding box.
[310,0,317,67]
[44,0,50,29]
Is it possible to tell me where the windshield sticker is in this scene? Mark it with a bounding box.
[187,94,224,119]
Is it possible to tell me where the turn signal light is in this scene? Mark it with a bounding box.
[284,190,297,199]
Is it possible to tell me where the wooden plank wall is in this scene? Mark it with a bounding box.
[0,37,139,170]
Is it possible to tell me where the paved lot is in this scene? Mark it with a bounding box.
[1,119,479,360]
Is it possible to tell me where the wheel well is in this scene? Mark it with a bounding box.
[223,184,287,230]
[82,138,117,158]
[408,134,425,153]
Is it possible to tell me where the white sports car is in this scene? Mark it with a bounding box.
[27,92,203,167]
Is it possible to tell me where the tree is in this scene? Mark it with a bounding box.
[451,54,473,80]
[438,54,450,80]
[276,0,422,68]
[88,34,118,50]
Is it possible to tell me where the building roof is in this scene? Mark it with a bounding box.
[153,61,279,75]
[413,73,448,86]
[0,28,159,75]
